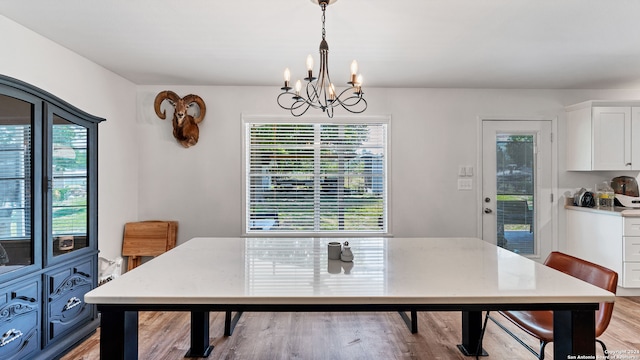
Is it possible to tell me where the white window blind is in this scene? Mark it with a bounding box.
[0,124,31,239]
[245,120,387,233]
[52,120,88,235]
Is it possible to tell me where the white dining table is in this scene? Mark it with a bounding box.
[85,237,615,359]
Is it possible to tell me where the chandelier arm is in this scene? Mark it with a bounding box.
[277,92,300,110]
[331,91,368,114]
[333,86,362,103]
[318,50,331,109]
[277,92,317,114]
[339,98,367,114]
[291,101,312,117]
[305,81,323,108]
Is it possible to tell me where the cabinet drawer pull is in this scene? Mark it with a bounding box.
[13,295,36,303]
[63,296,82,311]
[75,270,91,278]
[0,329,23,347]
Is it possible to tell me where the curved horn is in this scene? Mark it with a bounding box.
[182,94,206,124]
[154,90,180,120]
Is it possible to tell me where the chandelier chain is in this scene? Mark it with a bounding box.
[321,4,326,40]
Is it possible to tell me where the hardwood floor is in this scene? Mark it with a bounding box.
[63,297,640,359]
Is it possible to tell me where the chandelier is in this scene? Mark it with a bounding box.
[277,0,367,118]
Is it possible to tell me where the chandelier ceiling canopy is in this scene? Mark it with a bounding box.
[277,0,367,118]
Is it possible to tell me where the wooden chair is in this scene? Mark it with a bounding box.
[477,251,618,360]
[122,220,177,271]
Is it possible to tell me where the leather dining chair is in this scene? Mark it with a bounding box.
[476,251,618,360]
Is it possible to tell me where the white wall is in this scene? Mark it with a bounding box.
[4,13,640,260]
[0,15,139,260]
[137,86,640,249]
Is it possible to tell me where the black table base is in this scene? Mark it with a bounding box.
[97,303,598,360]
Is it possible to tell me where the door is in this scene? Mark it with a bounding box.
[482,120,553,260]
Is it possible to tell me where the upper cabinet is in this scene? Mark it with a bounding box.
[566,101,640,171]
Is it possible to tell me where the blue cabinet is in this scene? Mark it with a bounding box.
[0,75,102,359]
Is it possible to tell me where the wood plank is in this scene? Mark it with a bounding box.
[63,297,640,359]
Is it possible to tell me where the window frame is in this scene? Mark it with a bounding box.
[242,114,391,237]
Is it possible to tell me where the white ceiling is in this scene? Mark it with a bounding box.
[2,0,640,89]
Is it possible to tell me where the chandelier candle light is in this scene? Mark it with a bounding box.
[277,0,367,118]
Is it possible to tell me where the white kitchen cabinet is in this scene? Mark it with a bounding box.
[566,207,640,288]
[566,101,640,171]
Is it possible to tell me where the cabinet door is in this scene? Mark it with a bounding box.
[632,107,640,170]
[566,209,623,286]
[45,104,97,265]
[592,106,631,170]
[0,89,43,281]
[0,280,40,360]
[44,258,94,344]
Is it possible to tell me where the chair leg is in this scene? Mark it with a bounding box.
[539,341,547,360]
[597,339,608,360]
[475,311,491,360]
[486,312,544,359]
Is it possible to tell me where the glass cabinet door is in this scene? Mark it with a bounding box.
[1,77,101,278]
[0,93,37,275]
[47,106,93,260]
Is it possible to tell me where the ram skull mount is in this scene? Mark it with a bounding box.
[154,91,206,148]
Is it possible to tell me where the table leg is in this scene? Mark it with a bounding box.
[398,310,418,333]
[185,311,213,357]
[553,309,595,358]
[457,310,487,356]
[99,309,138,360]
[224,311,244,336]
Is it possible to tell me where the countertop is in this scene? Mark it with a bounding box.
[565,205,640,216]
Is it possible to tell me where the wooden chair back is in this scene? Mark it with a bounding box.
[122,220,177,271]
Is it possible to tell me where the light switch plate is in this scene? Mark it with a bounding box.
[458,178,473,190]
[465,166,473,176]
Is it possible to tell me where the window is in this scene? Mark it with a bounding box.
[244,117,388,234]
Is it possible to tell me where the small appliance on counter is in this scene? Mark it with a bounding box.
[573,187,595,207]
[612,176,640,208]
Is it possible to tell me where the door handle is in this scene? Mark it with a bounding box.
[484,208,493,214]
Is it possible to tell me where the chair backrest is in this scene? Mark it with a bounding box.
[122,220,177,271]
[544,251,618,337]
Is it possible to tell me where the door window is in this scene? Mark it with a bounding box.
[496,134,534,254]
